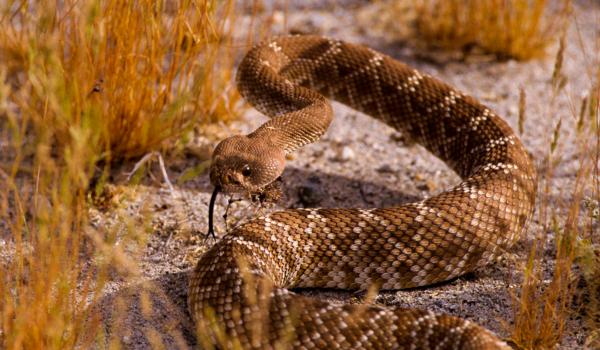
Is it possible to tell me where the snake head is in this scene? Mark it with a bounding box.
[209,135,286,196]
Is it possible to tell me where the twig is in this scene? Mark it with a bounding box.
[126,151,186,249]
[126,151,176,197]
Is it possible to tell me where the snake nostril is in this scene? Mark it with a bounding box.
[226,175,240,186]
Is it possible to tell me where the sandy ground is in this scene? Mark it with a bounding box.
[90,1,599,349]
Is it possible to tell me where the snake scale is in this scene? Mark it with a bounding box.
[189,36,537,349]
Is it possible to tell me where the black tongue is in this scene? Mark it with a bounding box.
[207,186,220,240]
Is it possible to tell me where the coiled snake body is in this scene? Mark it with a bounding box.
[189,36,537,349]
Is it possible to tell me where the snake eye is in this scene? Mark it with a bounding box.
[241,165,251,177]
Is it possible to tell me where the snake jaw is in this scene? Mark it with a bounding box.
[249,176,284,204]
[206,173,283,240]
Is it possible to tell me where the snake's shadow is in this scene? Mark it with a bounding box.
[185,166,421,209]
[179,165,424,211]
[279,166,422,209]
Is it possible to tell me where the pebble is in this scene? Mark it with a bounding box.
[389,131,414,146]
[376,164,394,173]
[312,149,325,158]
[297,176,324,206]
[149,254,162,263]
[335,146,355,162]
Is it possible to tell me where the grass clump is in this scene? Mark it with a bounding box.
[410,0,572,60]
[509,27,599,349]
[0,0,239,163]
[0,0,241,348]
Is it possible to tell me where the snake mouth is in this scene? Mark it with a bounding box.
[250,177,284,204]
[206,178,284,238]
[206,185,265,239]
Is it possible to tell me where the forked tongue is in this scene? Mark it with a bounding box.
[207,186,220,239]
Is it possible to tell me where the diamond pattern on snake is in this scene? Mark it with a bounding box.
[190,35,537,350]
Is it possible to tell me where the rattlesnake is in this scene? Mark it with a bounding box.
[189,36,537,349]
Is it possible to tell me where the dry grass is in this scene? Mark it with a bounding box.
[508,20,599,349]
[0,0,240,163]
[0,0,242,348]
[411,0,572,60]
[578,64,600,349]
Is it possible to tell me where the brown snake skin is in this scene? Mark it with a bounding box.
[189,36,537,349]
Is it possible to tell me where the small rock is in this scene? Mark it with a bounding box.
[414,172,437,192]
[154,202,169,210]
[149,254,162,263]
[312,148,325,158]
[389,131,415,146]
[289,18,322,35]
[297,176,324,206]
[122,336,132,345]
[413,172,426,182]
[334,146,355,162]
[372,143,384,152]
[377,164,394,173]
[416,180,437,192]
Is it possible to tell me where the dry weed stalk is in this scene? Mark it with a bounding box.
[578,64,600,349]
[509,14,599,349]
[518,87,526,134]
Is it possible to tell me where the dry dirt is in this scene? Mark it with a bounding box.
[89,1,599,349]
